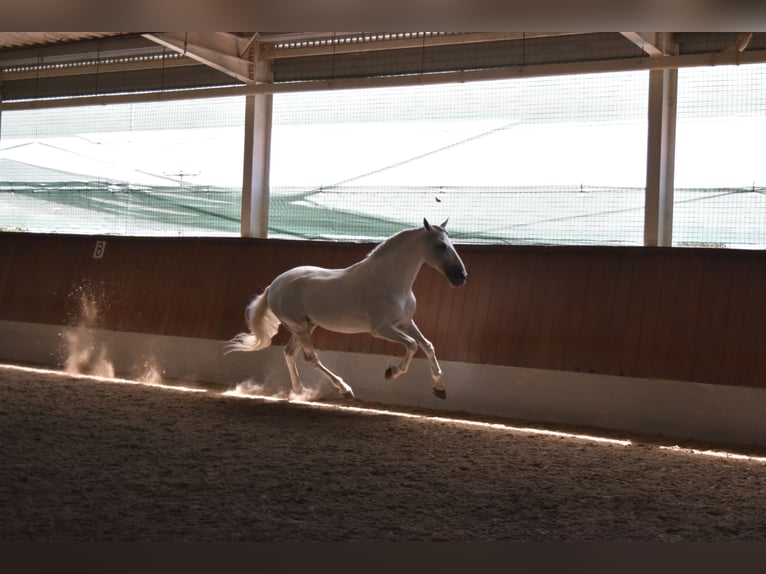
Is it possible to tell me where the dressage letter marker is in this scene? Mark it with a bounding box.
[93,240,106,259]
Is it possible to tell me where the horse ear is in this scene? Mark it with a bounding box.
[423,218,432,231]
[440,218,449,229]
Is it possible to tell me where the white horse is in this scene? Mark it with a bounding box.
[226,218,467,400]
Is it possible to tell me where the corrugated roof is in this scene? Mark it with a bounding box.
[0,32,125,50]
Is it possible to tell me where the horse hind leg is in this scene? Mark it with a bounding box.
[282,333,305,396]
[295,329,355,399]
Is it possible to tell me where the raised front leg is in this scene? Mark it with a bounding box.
[370,322,419,382]
[401,320,446,399]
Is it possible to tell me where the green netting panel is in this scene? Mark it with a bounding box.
[270,71,649,245]
[0,97,245,236]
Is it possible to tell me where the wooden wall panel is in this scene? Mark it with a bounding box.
[0,235,89,325]
[507,252,538,369]
[477,250,514,365]
[3,232,766,390]
[633,253,666,380]
[576,251,619,375]
[446,251,477,363]
[604,250,634,377]
[549,250,588,372]
[617,252,645,377]
[672,251,705,382]
[465,251,498,364]
[738,259,766,386]
[500,251,531,368]
[526,251,560,370]
[651,251,692,382]
[717,255,749,386]
[691,254,738,386]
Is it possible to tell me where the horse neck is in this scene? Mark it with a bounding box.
[364,229,426,292]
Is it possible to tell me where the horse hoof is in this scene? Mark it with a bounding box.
[433,387,446,400]
[384,367,394,379]
[340,389,355,400]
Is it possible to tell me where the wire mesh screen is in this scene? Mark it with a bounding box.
[674,64,766,248]
[270,71,649,244]
[0,97,245,236]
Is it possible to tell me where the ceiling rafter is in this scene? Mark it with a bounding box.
[141,32,260,84]
[620,32,671,56]
[727,32,753,53]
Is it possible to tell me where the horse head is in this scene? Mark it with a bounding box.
[423,218,468,287]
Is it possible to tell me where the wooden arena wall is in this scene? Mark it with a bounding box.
[1,232,765,390]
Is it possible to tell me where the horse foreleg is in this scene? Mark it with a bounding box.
[401,320,446,399]
[370,323,419,383]
[295,329,355,399]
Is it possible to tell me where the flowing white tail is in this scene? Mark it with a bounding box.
[225,287,281,353]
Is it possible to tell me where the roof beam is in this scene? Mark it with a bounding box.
[7,47,766,111]
[142,32,257,84]
[720,32,754,54]
[620,32,669,56]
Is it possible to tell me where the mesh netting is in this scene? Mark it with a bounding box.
[270,72,649,245]
[0,97,245,236]
[3,64,766,248]
[674,63,766,247]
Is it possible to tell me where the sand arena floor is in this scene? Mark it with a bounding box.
[3,364,766,542]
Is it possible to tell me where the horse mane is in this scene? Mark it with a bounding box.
[365,227,424,260]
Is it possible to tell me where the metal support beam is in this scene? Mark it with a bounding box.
[241,92,273,238]
[142,33,256,84]
[644,68,678,247]
[721,32,753,54]
[621,32,668,56]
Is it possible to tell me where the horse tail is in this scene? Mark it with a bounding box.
[225,287,281,353]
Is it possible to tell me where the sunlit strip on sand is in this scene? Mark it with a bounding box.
[0,363,208,393]
[659,445,766,464]
[222,389,632,446]
[8,362,766,461]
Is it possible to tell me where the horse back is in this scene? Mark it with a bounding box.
[267,264,411,334]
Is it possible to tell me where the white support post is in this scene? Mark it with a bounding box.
[241,60,273,238]
[644,67,678,247]
[241,94,272,237]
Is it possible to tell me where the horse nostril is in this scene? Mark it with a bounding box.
[447,267,467,286]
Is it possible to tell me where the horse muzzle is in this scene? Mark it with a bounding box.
[446,266,468,287]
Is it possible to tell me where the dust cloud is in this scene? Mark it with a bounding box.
[62,294,115,378]
[60,289,166,386]
[227,377,324,402]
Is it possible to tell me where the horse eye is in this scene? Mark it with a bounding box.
[436,241,447,250]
